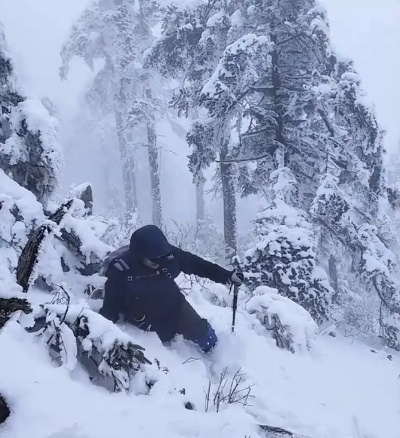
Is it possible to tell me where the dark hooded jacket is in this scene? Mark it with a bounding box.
[99,225,232,342]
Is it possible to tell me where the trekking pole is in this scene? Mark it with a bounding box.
[231,283,239,333]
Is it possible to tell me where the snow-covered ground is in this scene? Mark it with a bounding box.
[1,1,400,437]
[1,282,399,438]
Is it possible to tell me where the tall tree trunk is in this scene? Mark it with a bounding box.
[114,107,137,215]
[196,170,206,228]
[220,143,237,260]
[145,89,163,228]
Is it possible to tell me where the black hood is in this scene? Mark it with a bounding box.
[129,225,172,260]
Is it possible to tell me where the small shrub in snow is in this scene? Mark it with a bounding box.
[12,192,112,296]
[99,210,138,249]
[244,197,333,325]
[204,367,254,413]
[246,286,318,353]
[29,289,151,392]
[336,293,381,337]
[198,283,232,308]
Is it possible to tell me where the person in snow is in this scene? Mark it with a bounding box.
[99,225,243,352]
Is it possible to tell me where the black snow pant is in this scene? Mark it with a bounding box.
[174,298,209,342]
[132,297,209,343]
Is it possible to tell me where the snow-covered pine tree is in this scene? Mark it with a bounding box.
[0,25,59,335]
[240,1,338,324]
[148,0,275,258]
[0,23,62,205]
[60,0,163,225]
[310,57,400,348]
[241,1,400,345]
[244,167,333,324]
[149,1,338,259]
[151,0,335,320]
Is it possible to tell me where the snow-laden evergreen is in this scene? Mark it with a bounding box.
[0,24,62,205]
[0,164,154,400]
[148,0,400,347]
[148,0,335,256]
[243,166,333,324]
[308,52,400,348]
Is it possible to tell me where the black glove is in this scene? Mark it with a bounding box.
[231,271,244,285]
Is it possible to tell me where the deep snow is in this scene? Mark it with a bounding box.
[1,282,399,438]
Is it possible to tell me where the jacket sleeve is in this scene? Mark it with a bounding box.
[173,246,232,285]
[99,265,126,323]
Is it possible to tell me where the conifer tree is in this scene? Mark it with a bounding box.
[310,56,400,346]
[0,23,61,205]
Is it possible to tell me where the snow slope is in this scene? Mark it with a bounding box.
[1,283,399,438]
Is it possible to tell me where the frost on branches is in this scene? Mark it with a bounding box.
[310,55,400,347]
[148,0,276,254]
[244,201,332,324]
[0,166,151,391]
[0,24,62,205]
[244,167,333,325]
[0,165,110,301]
[28,292,151,393]
[0,168,43,325]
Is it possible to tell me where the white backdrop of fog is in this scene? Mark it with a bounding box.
[1,0,400,234]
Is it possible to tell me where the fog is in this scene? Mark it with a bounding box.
[1,0,399,230]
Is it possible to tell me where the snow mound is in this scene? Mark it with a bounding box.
[247,286,318,353]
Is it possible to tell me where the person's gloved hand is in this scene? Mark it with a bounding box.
[231,271,244,285]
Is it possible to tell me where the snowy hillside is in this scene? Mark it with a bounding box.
[1,165,398,438]
[1,282,399,438]
[1,0,400,437]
